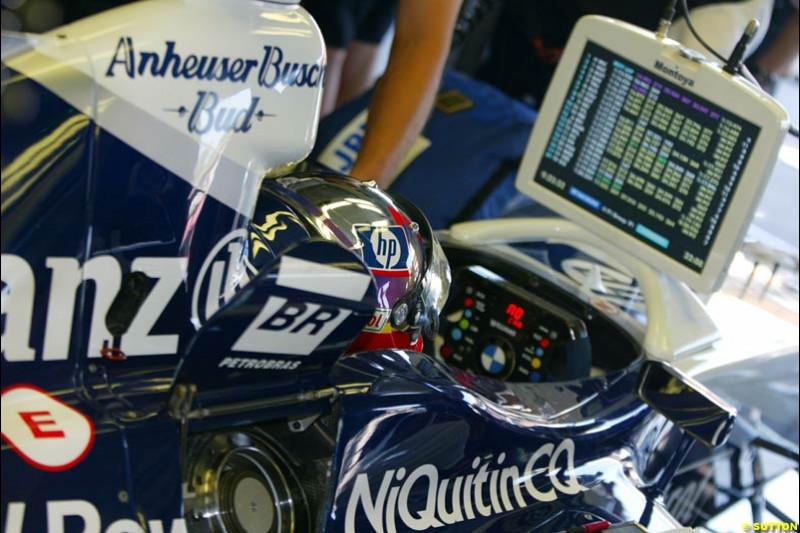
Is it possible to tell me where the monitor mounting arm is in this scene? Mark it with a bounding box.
[449,217,721,360]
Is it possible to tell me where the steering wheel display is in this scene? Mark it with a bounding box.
[433,266,592,383]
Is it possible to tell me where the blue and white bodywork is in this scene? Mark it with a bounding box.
[1,2,744,533]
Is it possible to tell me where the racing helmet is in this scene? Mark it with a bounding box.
[260,172,450,352]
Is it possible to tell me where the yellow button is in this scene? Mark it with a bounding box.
[532,358,542,369]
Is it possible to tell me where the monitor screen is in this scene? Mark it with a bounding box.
[532,41,761,274]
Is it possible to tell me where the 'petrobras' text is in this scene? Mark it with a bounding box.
[344,439,587,533]
[105,37,324,89]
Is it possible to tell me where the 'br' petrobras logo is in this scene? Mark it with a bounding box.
[355,225,410,275]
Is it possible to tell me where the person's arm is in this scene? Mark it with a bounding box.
[350,0,462,187]
[754,8,799,76]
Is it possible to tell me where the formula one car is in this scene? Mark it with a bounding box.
[1,1,796,533]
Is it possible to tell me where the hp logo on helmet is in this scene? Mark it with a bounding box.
[355,225,410,273]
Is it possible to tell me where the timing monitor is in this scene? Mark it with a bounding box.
[516,15,789,293]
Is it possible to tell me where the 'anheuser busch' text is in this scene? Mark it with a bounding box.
[106,37,324,89]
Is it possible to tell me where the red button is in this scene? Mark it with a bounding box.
[540,338,551,349]
[441,346,453,358]
[464,297,474,308]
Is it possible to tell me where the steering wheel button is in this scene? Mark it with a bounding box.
[451,329,463,341]
[529,371,542,382]
[459,319,470,330]
[540,338,551,349]
[536,348,544,357]
[532,357,542,369]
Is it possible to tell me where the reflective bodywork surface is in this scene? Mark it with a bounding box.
[328,350,682,533]
[1,1,327,529]
[2,3,698,533]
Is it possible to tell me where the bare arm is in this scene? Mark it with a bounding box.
[350,0,462,187]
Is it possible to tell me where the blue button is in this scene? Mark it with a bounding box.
[635,223,670,249]
[464,309,473,318]
[529,371,542,382]
[451,329,463,341]
[569,186,601,210]
[536,348,544,357]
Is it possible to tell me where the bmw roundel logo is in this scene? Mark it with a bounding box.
[480,343,507,375]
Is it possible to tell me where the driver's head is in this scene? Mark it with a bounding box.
[262,173,450,352]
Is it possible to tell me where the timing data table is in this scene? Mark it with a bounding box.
[538,42,760,272]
